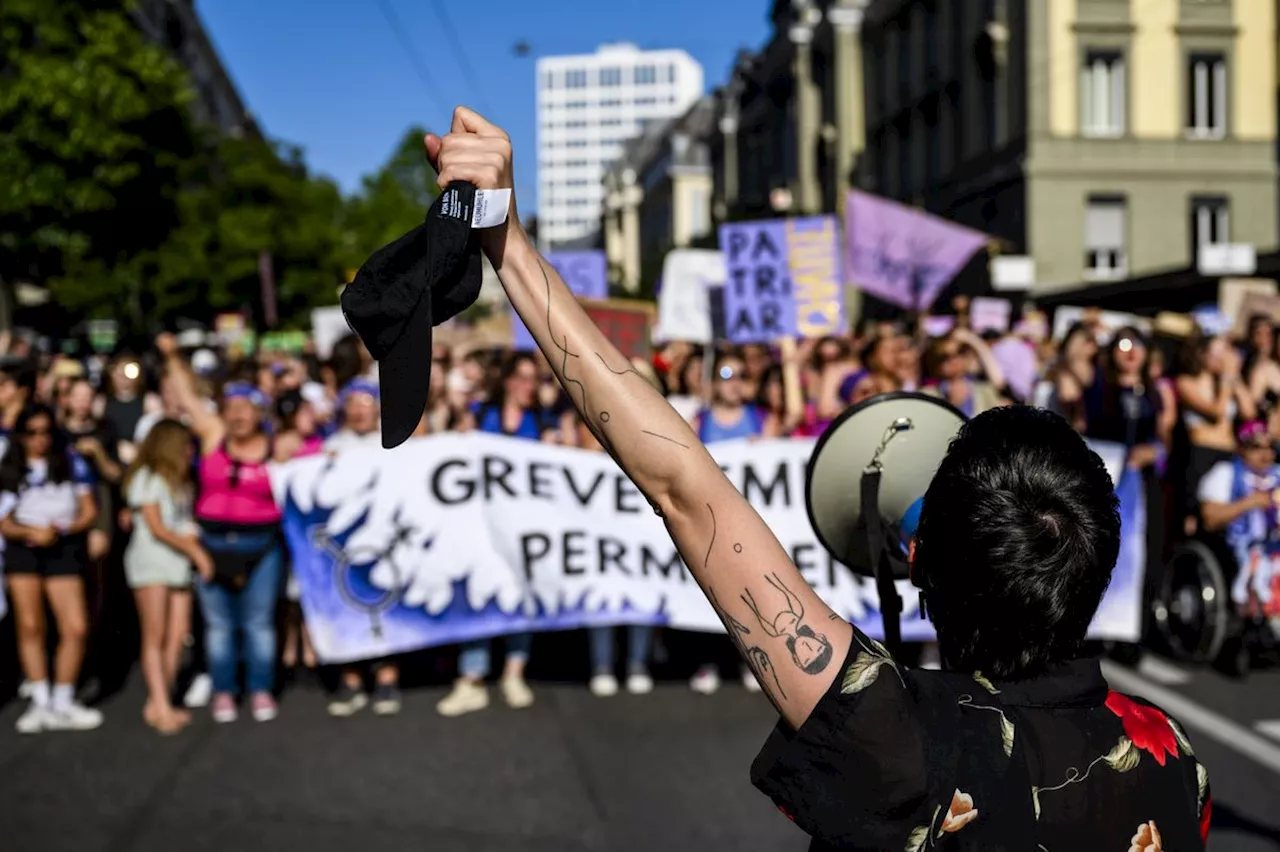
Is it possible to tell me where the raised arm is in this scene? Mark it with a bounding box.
[430,107,851,728]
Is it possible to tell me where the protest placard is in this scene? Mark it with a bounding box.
[970,297,1012,334]
[786,216,845,338]
[654,249,722,344]
[720,220,796,343]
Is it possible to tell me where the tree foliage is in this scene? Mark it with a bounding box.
[3,1,442,333]
[0,0,197,285]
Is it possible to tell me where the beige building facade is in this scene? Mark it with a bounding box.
[862,0,1278,295]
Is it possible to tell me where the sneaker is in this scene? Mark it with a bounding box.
[211,693,238,724]
[626,672,654,695]
[327,684,368,718]
[741,667,762,693]
[184,674,213,709]
[589,674,619,698]
[437,679,489,717]
[250,692,278,722]
[15,703,50,734]
[44,702,104,731]
[371,684,402,716]
[689,666,720,695]
[500,675,534,709]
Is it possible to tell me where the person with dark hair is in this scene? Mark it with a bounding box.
[1,404,101,732]
[0,358,38,434]
[432,108,1210,849]
[1176,333,1256,535]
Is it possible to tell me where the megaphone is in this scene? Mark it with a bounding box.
[805,391,968,653]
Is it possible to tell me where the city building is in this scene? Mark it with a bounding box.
[860,0,1277,295]
[714,1,872,222]
[133,0,256,137]
[536,43,704,250]
[603,96,717,292]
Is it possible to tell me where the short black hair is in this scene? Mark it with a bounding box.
[914,406,1120,680]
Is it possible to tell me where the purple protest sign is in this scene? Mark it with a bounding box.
[844,190,989,312]
[512,250,609,350]
[719,221,797,344]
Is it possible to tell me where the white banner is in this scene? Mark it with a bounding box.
[272,434,1142,664]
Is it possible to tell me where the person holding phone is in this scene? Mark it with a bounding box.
[421,106,1210,850]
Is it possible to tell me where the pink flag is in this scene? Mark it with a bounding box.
[844,190,990,312]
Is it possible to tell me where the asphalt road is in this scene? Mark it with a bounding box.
[0,639,1276,852]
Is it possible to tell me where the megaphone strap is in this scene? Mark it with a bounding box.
[860,466,904,656]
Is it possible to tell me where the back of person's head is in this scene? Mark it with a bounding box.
[329,334,365,389]
[913,406,1120,680]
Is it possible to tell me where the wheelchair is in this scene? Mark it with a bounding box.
[1153,533,1280,678]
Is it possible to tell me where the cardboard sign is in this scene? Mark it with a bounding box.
[581,299,655,361]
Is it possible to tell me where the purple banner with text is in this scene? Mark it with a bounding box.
[844,190,988,312]
[719,220,797,343]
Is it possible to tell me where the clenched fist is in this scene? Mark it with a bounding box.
[425,106,518,227]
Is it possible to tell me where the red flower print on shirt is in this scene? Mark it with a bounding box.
[1105,692,1179,767]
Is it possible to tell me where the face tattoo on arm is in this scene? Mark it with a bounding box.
[433,106,853,729]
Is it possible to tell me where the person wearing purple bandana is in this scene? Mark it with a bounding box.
[1198,419,1280,634]
[323,380,404,716]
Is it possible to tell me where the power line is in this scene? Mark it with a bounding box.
[374,0,451,118]
[427,0,494,114]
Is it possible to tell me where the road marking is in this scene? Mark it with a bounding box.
[1101,661,1280,775]
[1136,655,1192,686]
[1256,720,1280,743]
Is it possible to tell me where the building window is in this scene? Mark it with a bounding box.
[635,65,657,85]
[542,71,556,90]
[600,67,622,87]
[566,70,587,89]
[600,98,622,108]
[667,64,677,83]
[1187,54,1227,139]
[1190,196,1230,255]
[566,100,586,110]
[636,96,658,106]
[1080,51,1125,138]
[1085,197,1127,280]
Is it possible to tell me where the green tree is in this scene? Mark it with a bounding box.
[58,133,349,332]
[0,0,197,287]
[340,126,439,269]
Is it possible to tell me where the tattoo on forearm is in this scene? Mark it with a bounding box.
[535,254,690,453]
[704,503,787,704]
[741,573,835,676]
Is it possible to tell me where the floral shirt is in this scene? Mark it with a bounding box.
[752,637,1209,851]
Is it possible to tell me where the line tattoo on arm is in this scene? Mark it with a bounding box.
[704,503,787,705]
[740,573,835,676]
[535,255,690,454]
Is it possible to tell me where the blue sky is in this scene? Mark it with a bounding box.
[199,0,773,212]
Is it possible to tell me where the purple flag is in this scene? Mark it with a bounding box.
[719,220,797,344]
[512,250,609,351]
[844,190,989,312]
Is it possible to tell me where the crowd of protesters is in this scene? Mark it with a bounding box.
[1,298,1278,735]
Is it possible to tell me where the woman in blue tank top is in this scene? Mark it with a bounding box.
[437,353,549,717]
[694,353,769,445]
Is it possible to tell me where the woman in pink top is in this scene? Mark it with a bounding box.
[160,334,291,725]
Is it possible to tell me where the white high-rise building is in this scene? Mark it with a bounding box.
[536,43,704,249]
